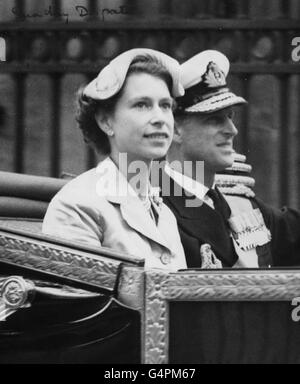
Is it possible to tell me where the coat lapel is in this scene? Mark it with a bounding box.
[96,158,172,251]
[119,197,171,250]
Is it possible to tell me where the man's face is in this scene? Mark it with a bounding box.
[178,107,238,172]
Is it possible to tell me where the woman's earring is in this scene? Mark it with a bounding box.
[107,130,114,137]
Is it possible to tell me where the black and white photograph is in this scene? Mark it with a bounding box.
[0,0,300,366]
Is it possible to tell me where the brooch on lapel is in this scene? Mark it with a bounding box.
[149,186,163,211]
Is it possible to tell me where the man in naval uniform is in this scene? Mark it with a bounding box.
[161,50,300,268]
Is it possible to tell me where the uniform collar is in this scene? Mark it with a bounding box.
[164,163,210,201]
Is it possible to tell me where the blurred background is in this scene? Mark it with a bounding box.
[0,0,299,209]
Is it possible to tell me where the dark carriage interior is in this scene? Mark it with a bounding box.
[169,300,300,364]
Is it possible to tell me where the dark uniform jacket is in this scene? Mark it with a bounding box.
[161,171,300,268]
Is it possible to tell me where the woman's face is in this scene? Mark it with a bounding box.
[103,72,174,164]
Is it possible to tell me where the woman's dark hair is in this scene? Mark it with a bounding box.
[76,55,174,155]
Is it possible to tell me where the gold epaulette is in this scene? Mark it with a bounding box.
[226,162,252,174]
[215,152,256,198]
[217,184,256,198]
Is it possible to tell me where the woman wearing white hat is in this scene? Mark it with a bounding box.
[43,49,187,271]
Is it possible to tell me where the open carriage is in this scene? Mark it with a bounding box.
[1,157,300,364]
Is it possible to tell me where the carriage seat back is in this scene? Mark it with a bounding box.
[0,171,68,233]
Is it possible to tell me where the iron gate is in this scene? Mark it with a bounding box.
[0,0,299,208]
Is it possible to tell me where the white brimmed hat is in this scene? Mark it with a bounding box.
[84,48,184,100]
[177,50,246,113]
